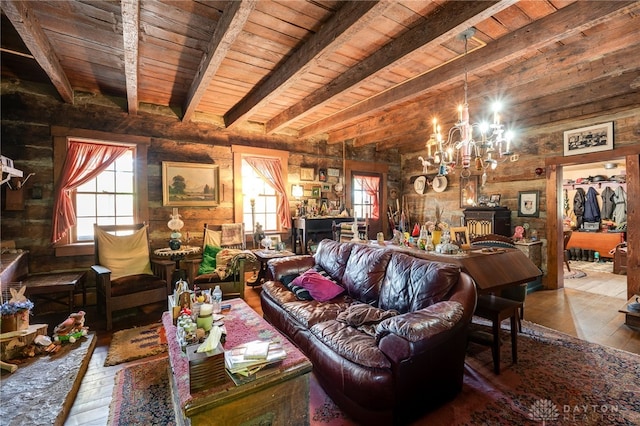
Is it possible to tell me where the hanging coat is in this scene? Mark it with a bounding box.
[600,186,615,220]
[583,187,601,223]
[573,187,586,229]
[611,186,627,225]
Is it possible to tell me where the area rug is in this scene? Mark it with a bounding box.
[564,269,587,279]
[104,322,167,366]
[108,356,176,426]
[110,321,639,425]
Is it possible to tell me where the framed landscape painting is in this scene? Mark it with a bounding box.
[162,162,219,206]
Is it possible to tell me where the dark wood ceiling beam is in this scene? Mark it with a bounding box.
[182,0,257,123]
[298,0,636,139]
[121,0,140,115]
[223,0,391,130]
[1,0,74,103]
[269,0,516,135]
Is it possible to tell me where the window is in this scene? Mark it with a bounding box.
[232,145,290,233]
[352,174,380,220]
[241,159,278,233]
[74,148,135,241]
[51,127,150,256]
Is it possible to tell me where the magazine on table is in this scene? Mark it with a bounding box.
[225,339,287,377]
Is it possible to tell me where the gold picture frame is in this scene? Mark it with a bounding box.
[162,161,219,206]
[450,226,470,249]
[300,167,315,181]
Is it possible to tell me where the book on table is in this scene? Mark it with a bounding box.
[225,339,286,376]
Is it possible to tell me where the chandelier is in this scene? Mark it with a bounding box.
[420,28,517,185]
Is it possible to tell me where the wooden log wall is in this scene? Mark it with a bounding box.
[400,108,639,293]
[0,84,399,280]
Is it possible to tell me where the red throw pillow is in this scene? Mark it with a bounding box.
[292,269,344,302]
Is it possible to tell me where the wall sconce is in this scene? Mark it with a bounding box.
[291,184,304,198]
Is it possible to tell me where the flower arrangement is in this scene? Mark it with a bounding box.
[0,299,34,316]
[425,204,448,232]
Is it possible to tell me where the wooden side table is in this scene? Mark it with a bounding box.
[618,295,640,328]
[24,271,87,313]
[248,249,295,286]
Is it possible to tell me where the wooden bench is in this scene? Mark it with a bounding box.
[24,271,87,314]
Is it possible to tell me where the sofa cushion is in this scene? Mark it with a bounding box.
[292,269,344,301]
[378,253,461,313]
[336,303,398,337]
[281,273,312,301]
[314,239,354,282]
[197,244,222,275]
[96,225,153,280]
[342,244,392,305]
[311,320,391,369]
[110,273,166,297]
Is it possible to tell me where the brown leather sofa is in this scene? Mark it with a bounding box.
[260,239,477,425]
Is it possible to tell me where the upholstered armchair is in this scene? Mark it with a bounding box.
[184,223,254,300]
[92,223,172,330]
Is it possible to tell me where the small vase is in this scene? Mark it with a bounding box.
[431,230,442,246]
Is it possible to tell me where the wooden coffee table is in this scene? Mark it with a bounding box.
[163,298,312,425]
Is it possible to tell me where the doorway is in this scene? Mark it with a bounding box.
[561,159,627,299]
[562,158,627,300]
[546,147,638,300]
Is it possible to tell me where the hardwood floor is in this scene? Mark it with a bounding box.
[59,277,637,426]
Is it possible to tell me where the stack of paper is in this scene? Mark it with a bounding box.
[224,339,286,376]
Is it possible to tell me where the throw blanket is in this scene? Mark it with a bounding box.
[213,249,256,280]
[337,303,398,337]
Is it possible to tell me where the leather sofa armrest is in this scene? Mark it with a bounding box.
[267,255,316,281]
[376,301,464,362]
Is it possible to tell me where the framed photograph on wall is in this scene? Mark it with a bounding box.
[162,162,219,206]
[300,167,315,181]
[312,186,321,197]
[450,226,470,249]
[563,122,613,156]
[318,168,327,182]
[460,175,478,208]
[518,190,540,217]
[327,168,340,177]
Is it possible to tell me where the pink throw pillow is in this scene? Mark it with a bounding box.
[292,269,344,302]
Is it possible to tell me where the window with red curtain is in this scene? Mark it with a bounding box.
[353,174,380,220]
[51,140,132,244]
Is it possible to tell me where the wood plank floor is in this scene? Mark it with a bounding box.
[60,274,638,425]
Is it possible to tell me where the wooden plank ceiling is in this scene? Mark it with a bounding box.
[2,0,639,152]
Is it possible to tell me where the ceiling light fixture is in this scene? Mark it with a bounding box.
[421,28,517,186]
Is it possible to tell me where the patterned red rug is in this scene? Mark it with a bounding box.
[109,321,640,425]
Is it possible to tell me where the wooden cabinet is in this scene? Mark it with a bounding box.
[463,207,511,239]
